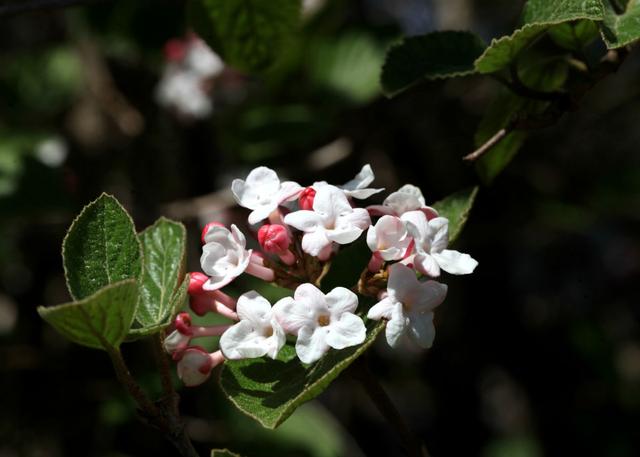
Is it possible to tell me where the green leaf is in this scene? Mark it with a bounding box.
[523,0,604,24]
[37,279,139,350]
[62,193,142,300]
[219,320,384,429]
[432,187,479,244]
[548,20,600,50]
[381,31,486,96]
[600,0,640,48]
[476,0,604,74]
[135,218,186,329]
[127,273,189,339]
[189,0,301,72]
[211,450,242,457]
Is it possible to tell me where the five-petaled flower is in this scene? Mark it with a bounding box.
[368,184,438,219]
[201,224,252,290]
[273,284,366,363]
[368,263,447,348]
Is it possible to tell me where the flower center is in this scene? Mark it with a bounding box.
[263,326,274,337]
[317,315,330,327]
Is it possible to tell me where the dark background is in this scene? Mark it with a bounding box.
[1,1,639,456]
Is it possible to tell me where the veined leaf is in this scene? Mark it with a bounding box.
[432,187,479,244]
[219,321,384,429]
[38,280,139,350]
[548,20,600,50]
[600,0,640,48]
[62,193,142,300]
[381,31,486,96]
[134,218,186,330]
[189,0,301,72]
[475,24,548,74]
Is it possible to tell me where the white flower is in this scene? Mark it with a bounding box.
[367,263,447,348]
[401,211,478,277]
[184,39,224,78]
[368,184,438,218]
[220,291,285,360]
[232,167,302,224]
[273,284,366,363]
[201,224,252,290]
[284,184,371,257]
[366,215,412,261]
[313,164,384,200]
[155,68,213,118]
[176,348,225,387]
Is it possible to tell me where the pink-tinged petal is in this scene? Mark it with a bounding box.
[219,320,269,360]
[326,313,366,349]
[384,185,424,215]
[278,181,303,202]
[366,224,379,252]
[409,280,448,313]
[432,250,478,275]
[420,206,439,220]
[428,217,449,253]
[343,207,371,230]
[272,296,314,335]
[407,312,436,348]
[283,210,323,232]
[343,164,375,191]
[313,185,352,216]
[414,253,441,277]
[177,348,220,386]
[346,187,385,199]
[386,263,420,303]
[367,204,396,217]
[236,291,272,324]
[301,229,331,256]
[401,210,430,243]
[325,287,358,316]
[367,296,396,321]
[203,225,231,245]
[164,330,190,354]
[296,325,330,363]
[385,302,409,347]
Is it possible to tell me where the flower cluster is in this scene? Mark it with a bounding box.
[165,165,477,386]
[155,34,224,119]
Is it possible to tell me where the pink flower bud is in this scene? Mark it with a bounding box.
[164,39,186,62]
[258,224,291,253]
[175,312,193,336]
[188,272,208,296]
[164,329,191,355]
[176,347,225,387]
[201,221,226,244]
[298,187,316,210]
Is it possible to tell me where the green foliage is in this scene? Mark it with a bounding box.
[548,20,600,50]
[433,187,479,244]
[219,322,384,429]
[62,194,142,300]
[133,218,186,330]
[601,0,640,48]
[37,280,139,350]
[475,24,548,74]
[381,31,486,96]
[321,238,370,292]
[211,450,242,457]
[522,0,604,24]
[189,0,301,72]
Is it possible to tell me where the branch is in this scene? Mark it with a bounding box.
[0,0,106,16]
[463,127,511,162]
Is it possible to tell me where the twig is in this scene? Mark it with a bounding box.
[463,127,510,162]
[153,334,180,415]
[350,357,430,457]
[0,0,106,17]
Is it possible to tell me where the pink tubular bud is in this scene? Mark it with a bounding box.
[164,38,186,61]
[299,187,316,210]
[188,272,208,296]
[176,347,225,387]
[367,253,384,273]
[201,221,226,244]
[175,312,193,336]
[258,224,291,254]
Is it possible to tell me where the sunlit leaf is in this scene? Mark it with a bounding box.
[600,0,640,48]
[432,187,479,244]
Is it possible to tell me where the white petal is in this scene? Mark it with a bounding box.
[341,207,371,231]
[326,226,362,244]
[408,312,436,348]
[265,319,286,359]
[245,166,280,192]
[164,330,190,354]
[296,325,330,363]
[278,181,303,202]
[428,217,449,253]
[283,210,323,232]
[384,185,425,214]
[236,291,272,324]
[343,164,375,191]
[326,313,366,349]
[248,204,277,225]
[313,185,352,216]
[432,250,478,275]
[345,187,385,199]
[220,320,268,359]
[386,263,420,302]
[414,253,441,277]
[411,280,448,313]
[385,303,409,347]
[272,296,314,335]
[367,296,396,321]
[301,229,331,256]
[230,224,247,248]
[294,283,327,313]
[366,224,379,252]
[402,211,430,244]
[325,287,358,316]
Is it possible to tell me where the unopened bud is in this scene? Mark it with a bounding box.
[201,221,225,244]
[188,272,208,296]
[164,39,186,62]
[164,329,191,355]
[176,347,224,387]
[258,224,291,253]
[175,312,193,335]
[299,187,316,210]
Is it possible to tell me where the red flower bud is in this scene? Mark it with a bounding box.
[164,39,186,62]
[175,312,193,336]
[298,187,316,210]
[201,221,225,244]
[188,272,208,296]
[257,224,291,253]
